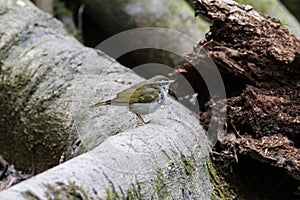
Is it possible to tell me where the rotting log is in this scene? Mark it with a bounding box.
[175,0,300,195]
[184,0,300,38]
[234,0,300,37]
[0,0,212,199]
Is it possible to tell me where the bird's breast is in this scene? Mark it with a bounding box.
[129,95,163,115]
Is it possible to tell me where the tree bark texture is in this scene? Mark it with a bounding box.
[0,0,212,199]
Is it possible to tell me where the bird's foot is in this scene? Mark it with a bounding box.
[136,113,151,125]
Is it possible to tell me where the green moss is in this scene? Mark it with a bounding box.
[105,181,144,200]
[45,182,89,200]
[53,0,71,17]
[23,182,89,200]
[180,153,196,176]
[128,182,143,199]
[106,187,119,200]
[0,66,72,173]
[103,155,201,199]
[151,169,170,200]
[207,159,236,200]
[23,191,40,200]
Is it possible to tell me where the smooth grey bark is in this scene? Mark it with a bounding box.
[81,0,209,36]
[75,0,210,67]
[0,107,212,199]
[0,0,212,199]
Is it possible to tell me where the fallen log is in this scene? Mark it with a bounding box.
[0,0,212,199]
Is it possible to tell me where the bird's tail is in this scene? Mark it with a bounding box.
[90,100,112,108]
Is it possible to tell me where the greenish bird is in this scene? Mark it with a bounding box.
[91,75,174,124]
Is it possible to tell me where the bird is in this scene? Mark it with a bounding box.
[90,75,174,124]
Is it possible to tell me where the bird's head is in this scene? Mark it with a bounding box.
[149,75,175,92]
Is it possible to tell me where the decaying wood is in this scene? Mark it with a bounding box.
[177,0,300,183]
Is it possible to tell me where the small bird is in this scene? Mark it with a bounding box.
[90,75,174,124]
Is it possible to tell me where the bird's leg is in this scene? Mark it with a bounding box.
[135,113,151,124]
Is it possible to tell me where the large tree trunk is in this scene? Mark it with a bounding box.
[0,0,212,199]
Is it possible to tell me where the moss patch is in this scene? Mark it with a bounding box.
[23,182,89,200]
[105,181,144,200]
[0,65,72,173]
[207,158,236,200]
[151,169,170,200]
[180,153,196,176]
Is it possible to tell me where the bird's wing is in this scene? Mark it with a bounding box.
[132,84,160,103]
[112,83,159,104]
